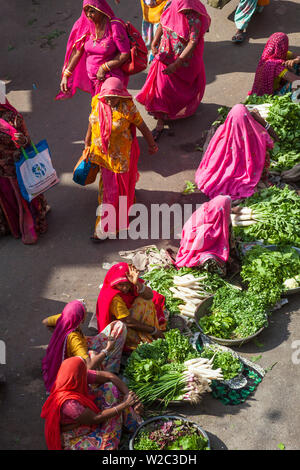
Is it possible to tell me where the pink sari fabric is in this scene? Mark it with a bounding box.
[99,132,140,235]
[98,77,132,153]
[195,104,274,201]
[56,0,130,100]
[42,301,86,393]
[136,0,211,120]
[175,195,231,268]
[96,78,140,235]
[250,32,289,96]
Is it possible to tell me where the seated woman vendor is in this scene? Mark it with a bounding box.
[96,263,167,351]
[42,299,126,393]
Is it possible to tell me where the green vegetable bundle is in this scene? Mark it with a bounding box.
[240,245,300,301]
[199,346,242,380]
[142,266,229,316]
[233,185,300,247]
[245,94,300,172]
[124,329,223,406]
[199,286,268,339]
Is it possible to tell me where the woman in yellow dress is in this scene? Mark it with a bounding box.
[84,77,158,240]
[96,263,167,351]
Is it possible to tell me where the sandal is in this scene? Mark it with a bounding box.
[152,127,165,142]
[232,32,246,44]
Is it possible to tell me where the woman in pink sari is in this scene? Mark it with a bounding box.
[136,0,211,140]
[0,100,48,244]
[57,0,131,100]
[250,32,300,96]
[195,104,277,201]
[175,195,232,275]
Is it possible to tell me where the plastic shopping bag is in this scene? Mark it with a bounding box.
[15,140,59,202]
[73,147,99,186]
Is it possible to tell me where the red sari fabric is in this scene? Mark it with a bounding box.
[96,262,166,333]
[41,357,100,450]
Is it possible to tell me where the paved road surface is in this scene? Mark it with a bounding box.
[0,0,300,450]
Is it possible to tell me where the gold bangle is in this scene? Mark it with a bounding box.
[63,68,72,77]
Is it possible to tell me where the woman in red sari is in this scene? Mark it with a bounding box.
[136,0,211,140]
[41,356,142,450]
[96,262,167,351]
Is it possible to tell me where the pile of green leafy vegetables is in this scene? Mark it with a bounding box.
[134,419,209,450]
[240,245,300,301]
[233,185,300,247]
[142,266,230,315]
[199,346,242,381]
[198,285,268,339]
[245,93,300,172]
[213,94,300,172]
[124,329,198,405]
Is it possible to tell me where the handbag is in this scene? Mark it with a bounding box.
[121,22,148,75]
[207,0,232,9]
[15,140,59,202]
[73,147,99,186]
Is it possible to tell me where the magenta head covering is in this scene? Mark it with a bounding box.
[97,77,132,153]
[42,300,86,393]
[195,104,274,200]
[250,32,289,96]
[160,0,211,40]
[175,195,232,268]
[55,0,116,100]
[83,0,115,20]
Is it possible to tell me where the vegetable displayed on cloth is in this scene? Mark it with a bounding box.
[124,329,223,406]
[199,346,243,381]
[232,185,300,247]
[198,286,268,340]
[133,418,210,450]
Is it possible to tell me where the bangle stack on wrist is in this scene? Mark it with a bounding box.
[63,68,73,78]
[265,122,271,130]
[102,62,111,72]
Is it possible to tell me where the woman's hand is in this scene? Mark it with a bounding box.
[162,62,178,76]
[14,132,28,147]
[105,336,116,352]
[151,42,159,57]
[284,57,300,69]
[60,75,69,94]
[133,401,144,416]
[96,66,107,82]
[126,265,140,286]
[123,391,140,408]
[148,143,158,155]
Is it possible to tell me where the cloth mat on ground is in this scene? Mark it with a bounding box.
[193,332,265,406]
[119,245,175,271]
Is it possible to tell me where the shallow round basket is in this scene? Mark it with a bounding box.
[129,415,210,451]
[194,296,267,347]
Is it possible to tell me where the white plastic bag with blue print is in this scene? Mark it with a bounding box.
[15,140,59,202]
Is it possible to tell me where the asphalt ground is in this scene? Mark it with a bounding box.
[0,0,300,451]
